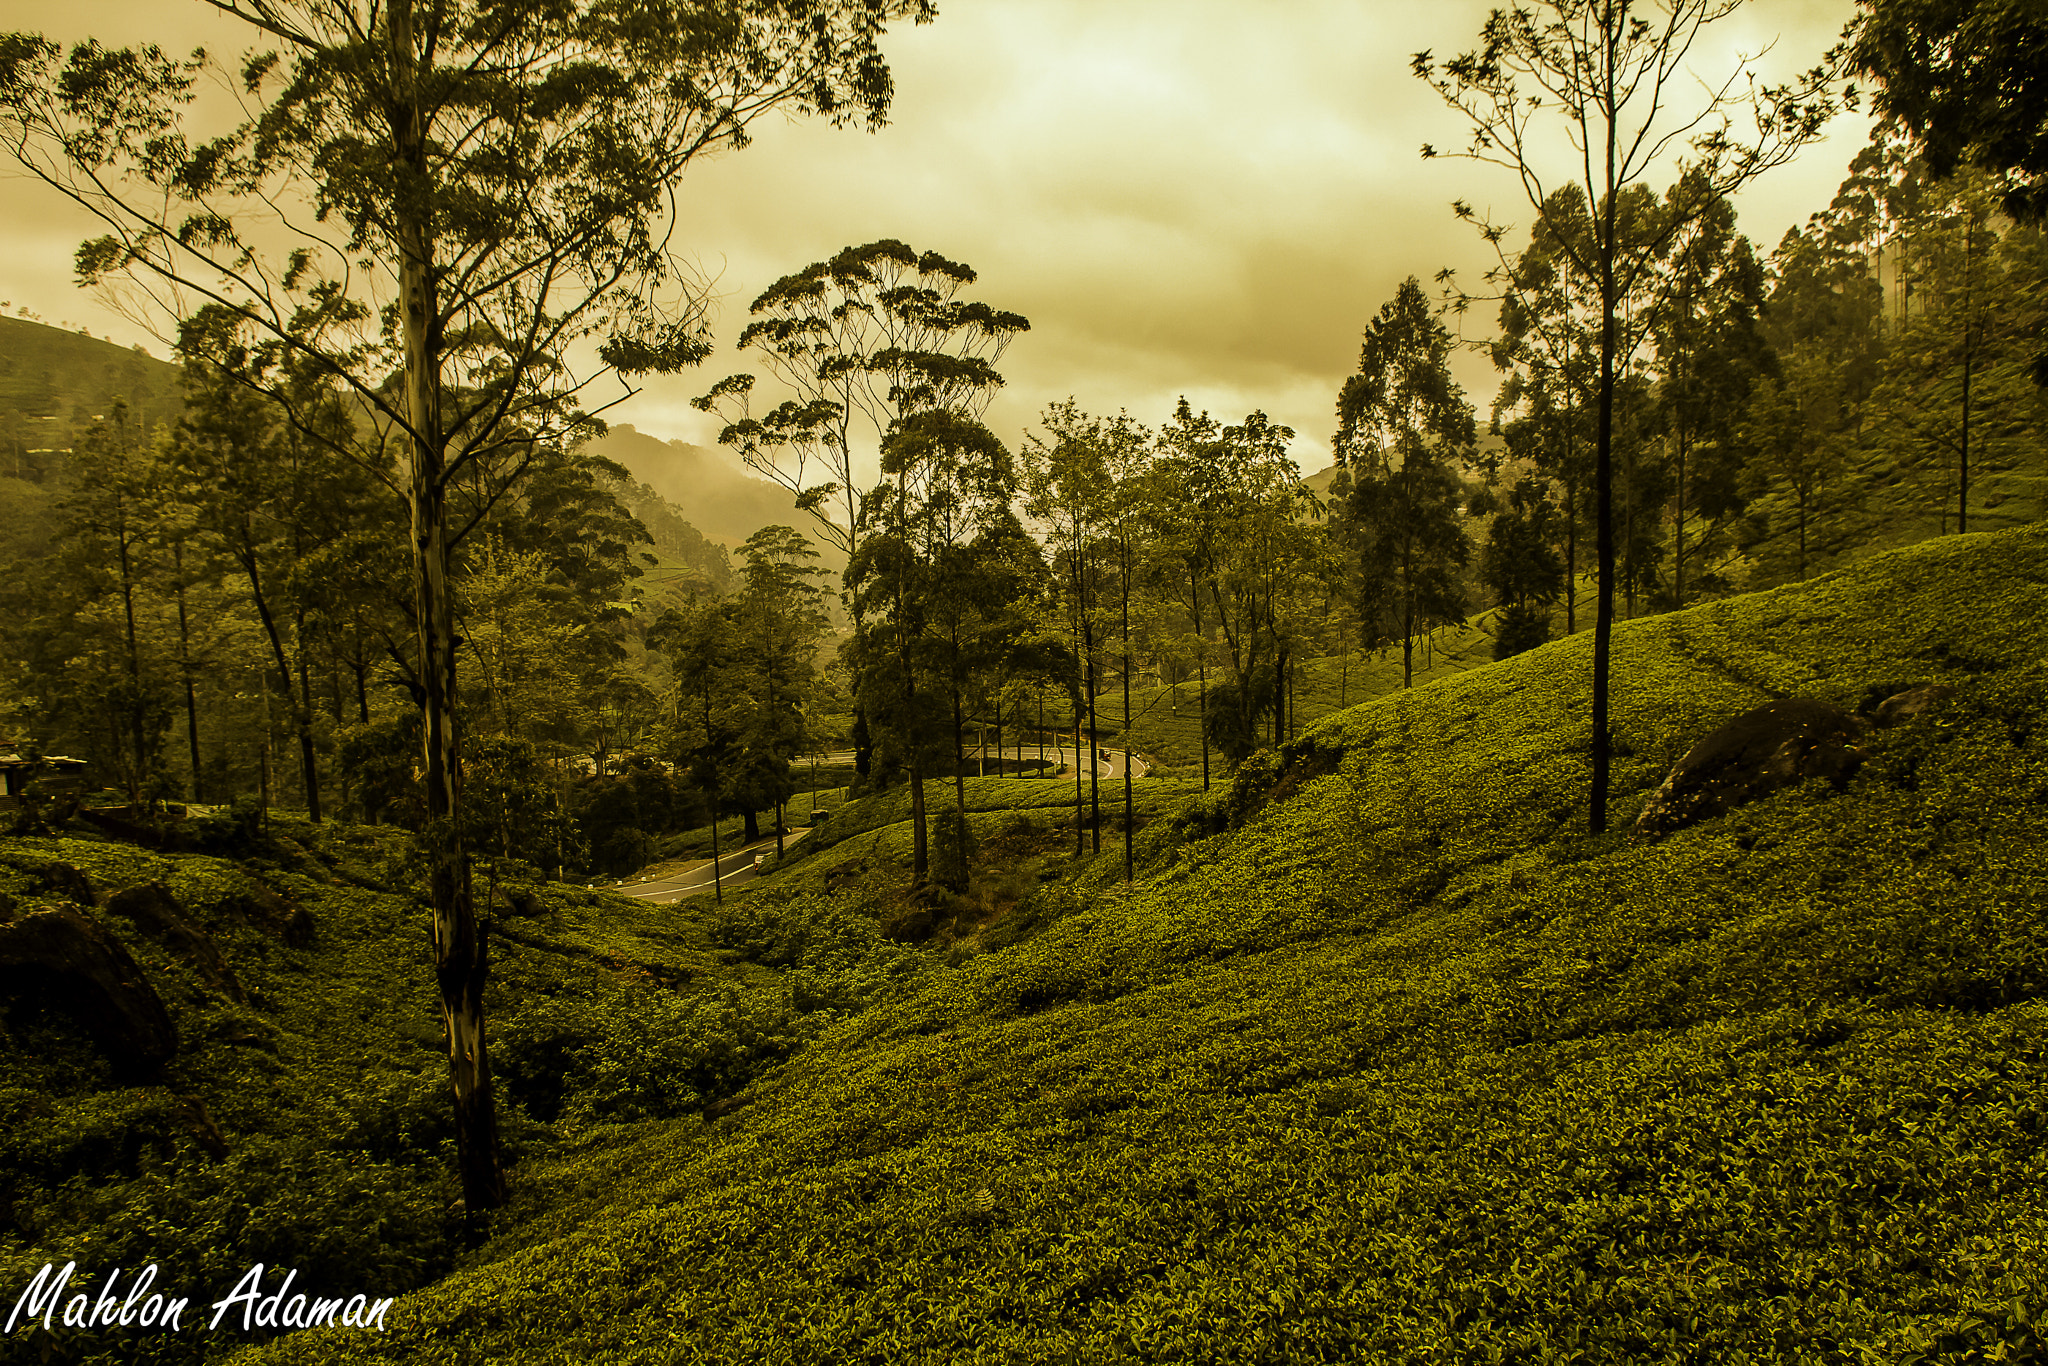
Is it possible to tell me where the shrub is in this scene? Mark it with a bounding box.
[1493,602,1552,660]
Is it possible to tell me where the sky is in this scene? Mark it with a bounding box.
[0,0,1873,477]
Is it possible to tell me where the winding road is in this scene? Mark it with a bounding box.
[619,745,1149,902]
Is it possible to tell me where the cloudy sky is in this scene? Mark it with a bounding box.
[0,0,1871,475]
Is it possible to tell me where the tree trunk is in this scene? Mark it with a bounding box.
[704,691,723,904]
[1674,425,1687,609]
[949,629,968,814]
[239,532,322,823]
[1073,697,1084,856]
[173,542,202,802]
[1083,622,1100,856]
[294,608,321,822]
[395,0,503,1215]
[1590,242,1617,838]
[1958,296,1973,534]
[115,522,146,802]
[1120,534,1134,884]
[1564,474,1578,635]
[1076,547,1100,854]
[1193,570,1210,791]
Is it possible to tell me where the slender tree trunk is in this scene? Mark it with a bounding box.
[1674,424,1688,609]
[352,618,371,724]
[899,605,928,884]
[294,607,321,822]
[1401,598,1414,689]
[1083,613,1100,855]
[237,531,323,822]
[1073,696,1084,856]
[705,690,723,905]
[949,628,968,814]
[1120,533,1134,883]
[1564,475,1579,635]
[1073,543,1100,853]
[1958,319,1973,535]
[1591,256,1617,837]
[1562,266,1579,637]
[395,0,502,1214]
[1193,570,1210,791]
[1288,653,1297,742]
[115,523,146,801]
[173,541,202,802]
[257,664,272,827]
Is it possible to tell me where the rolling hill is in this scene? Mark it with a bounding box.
[154,519,2046,1365]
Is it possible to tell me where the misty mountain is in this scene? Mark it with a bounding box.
[583,423,816,552]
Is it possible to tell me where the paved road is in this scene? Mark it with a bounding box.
[807,745,1147,779]
[616,828,812,903]
[616,747,1148,903]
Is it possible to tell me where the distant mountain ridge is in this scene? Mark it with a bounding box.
[0,315,184,480]
[582,423,820,554]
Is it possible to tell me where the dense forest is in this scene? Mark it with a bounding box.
[2,118,2040,881]
[0,0,2044,1360]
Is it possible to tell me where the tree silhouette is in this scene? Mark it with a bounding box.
[1336,278,1475,689]
[0,0,933,1212]
[1416,0,1834,832]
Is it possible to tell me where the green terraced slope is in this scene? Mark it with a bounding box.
[31,524,2048,1365]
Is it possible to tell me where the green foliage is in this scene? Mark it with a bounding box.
[1492,603,1551,660]
[929,799,974,894]
[200,521,2048,1366]
[498,985,803,1129]
[1847,0,2048,224]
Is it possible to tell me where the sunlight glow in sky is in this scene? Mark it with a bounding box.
[0,0,1872,477]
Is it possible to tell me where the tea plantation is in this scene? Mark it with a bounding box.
[2,523,2043,1364]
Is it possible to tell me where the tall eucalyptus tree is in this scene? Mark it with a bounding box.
[1336,278,1475,689]
[1416,0,1834,832]
[0,0,935,1211]
[693,240,1026,781]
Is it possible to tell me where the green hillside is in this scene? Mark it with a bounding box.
[1106,613,1507,770]
[3,524,2043,1364]
[0,315,183,465]
[208,521,2044,1364]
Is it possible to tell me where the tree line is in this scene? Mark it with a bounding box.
[0,0,2038,1216]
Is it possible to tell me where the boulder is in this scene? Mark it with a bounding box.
[104,881,244,1004]
[1633,684,1956,843]
[223,879,316,947]
[0,907,178,1075]
[37,860,100,907]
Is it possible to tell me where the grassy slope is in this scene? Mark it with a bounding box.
[214,521,2048,1364]
[0,523,2019,1364]
[0,824,765,1365]
[1107,614,1504,770]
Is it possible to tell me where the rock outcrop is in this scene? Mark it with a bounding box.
[105,881,245,1004]
[0,907,178,1075]
[1633,683,1956,843]
[224,879,316,947]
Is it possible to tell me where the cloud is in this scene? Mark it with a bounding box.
[0,0,1873,478]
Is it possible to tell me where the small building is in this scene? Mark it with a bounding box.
[0,744,91,798]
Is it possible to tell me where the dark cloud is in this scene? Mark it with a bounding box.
[0,0,1872,480]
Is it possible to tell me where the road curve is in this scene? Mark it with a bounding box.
[615,745,1150,903]
[616,828,811,903]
